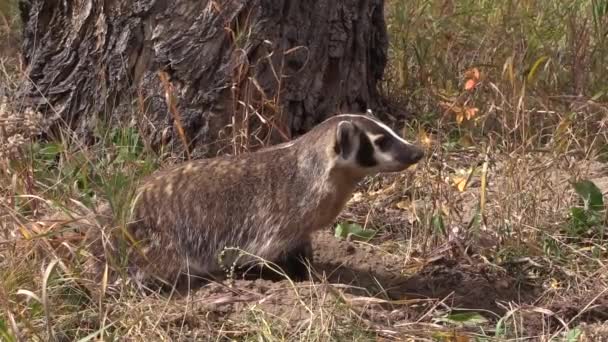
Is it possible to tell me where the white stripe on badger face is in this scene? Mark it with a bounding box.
[333,114,413,146]
[364,132,394,165]
[365,132,396,165]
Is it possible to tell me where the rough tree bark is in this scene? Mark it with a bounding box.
[19,0,388,157]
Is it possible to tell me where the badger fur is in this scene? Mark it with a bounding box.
[88,113,425,290]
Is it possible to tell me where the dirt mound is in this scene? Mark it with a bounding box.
[518,282,608,338]
[310,230,538,314]
[176,229,540,333]
[551,288,608,324]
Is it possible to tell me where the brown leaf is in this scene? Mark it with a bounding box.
[464,79,477,91]
[455,112,465,124]
[459,134,475,147]
[418,128,433,147]
[464,67,480,80]
[465,107,479,120]
[396,200,410,210]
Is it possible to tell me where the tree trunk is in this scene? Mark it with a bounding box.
[18,0,388,157]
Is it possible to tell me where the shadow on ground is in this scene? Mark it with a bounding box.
[307,230,539,316]
[182,230,541,322]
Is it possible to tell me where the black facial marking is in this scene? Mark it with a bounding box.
[374,135,392,151]
[336,123,353,158]
[356,131,377,167]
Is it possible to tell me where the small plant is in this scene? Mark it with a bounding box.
[567,179,606,237]
[434,311,489,328]
[334,222,377,242]
[0,318,17,342]
[564,326,583,342]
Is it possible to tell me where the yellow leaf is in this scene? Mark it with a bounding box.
[18,225,32,239]
[451,168,475,192]
[455,112,465,124]
[452,175,468,192]
[396,200,410,210]
[527,56,549,83]
[418,128,433,147]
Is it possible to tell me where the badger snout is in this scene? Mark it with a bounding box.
[393,143,425,168]
[406,144,425,164]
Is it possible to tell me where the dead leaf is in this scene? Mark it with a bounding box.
[464,78,477,91]
[441,101,479,125]
[450,168,475,192]
[554,116,572,137]
[210,1,221,12]
[440,101,462,113]
[458,134,475,147]
[549,278,561,289]
[432,331,471,342]
[552,116,572,153]
[465,107,479,120]
[18,225,32,239]
[396,200,410,210]
[349,192,364,204]
[464,67,481,91]
[503,56,515,86]
[455,112,464,124]
[464,67,480,80]
[452,175,468,192]
[418,128,433,147]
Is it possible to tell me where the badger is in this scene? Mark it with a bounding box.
[88,112,424,290]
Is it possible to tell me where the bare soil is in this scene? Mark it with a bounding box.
[309,230,538,315]
[157,226,607,339]
[185,229,536,312]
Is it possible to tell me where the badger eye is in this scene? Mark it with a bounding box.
[374,135,391,150]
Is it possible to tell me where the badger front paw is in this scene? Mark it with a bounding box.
[282,239,314,281]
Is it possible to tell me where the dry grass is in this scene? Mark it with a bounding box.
[2,0,608,341]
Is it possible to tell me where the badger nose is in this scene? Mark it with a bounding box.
[409,145,425,163]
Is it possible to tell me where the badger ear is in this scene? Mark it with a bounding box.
[334,121,356,159]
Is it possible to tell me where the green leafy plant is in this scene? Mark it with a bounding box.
[431,212,446,236]
[0,318,17,342]
[434,311,489,328]
[567,179,606,237]
[564,326,583,342]
[334,222,377,242]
